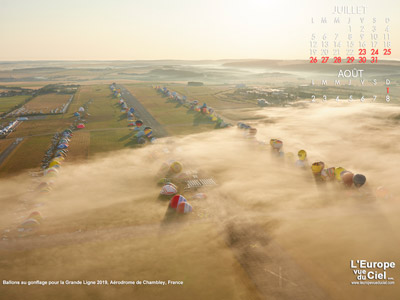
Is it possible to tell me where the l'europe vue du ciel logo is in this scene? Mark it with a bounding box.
[350,260,396,284]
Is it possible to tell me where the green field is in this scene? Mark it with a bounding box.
[69,85,128,130]
[0,83,245,175]
[170,85,256,109]
[9,118,72,138]
[0,135,51,175]
[126,85,219,135]
[0,95,31,115]
[89,128,138,155]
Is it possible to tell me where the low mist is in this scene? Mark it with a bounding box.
[1,102,399,300]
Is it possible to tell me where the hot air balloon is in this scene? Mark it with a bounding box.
[298,150,307,161]
[169,161,182,174]
[18,218,40,232]
[193,193,207,200]
[28,211,43,223]
[334,167,346,181]
[49,160,61,168]
[321,167,335,181]
[177,202,193,214]
[340,171,354,187]
[57,144,69,149]
[170,194,187,209]
[144,127,153,138]
[160,184,178,196]
[311,161,325,174]
[353,174,366,188]
[270,139,283,150]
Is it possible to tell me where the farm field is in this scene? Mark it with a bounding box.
[171,85,256,109]
[7,118,72,138]
[0,135,51,176]
[23,93,71,114]
[0,139,14,153]
[64,131,90,162]
[0,95,31,115]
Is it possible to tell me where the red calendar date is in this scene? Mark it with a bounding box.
[383,49,391,55]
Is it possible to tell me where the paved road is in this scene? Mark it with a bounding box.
[117,84,169,137]
[0,138,24,167]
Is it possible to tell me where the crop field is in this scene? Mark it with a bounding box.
[8,118,72,138]
[0,95,31,115]
[23,93,71,114]
[64,131,90,162]
[70,85,127,129]
[0,135,51,176]
[0,139,14,153]
[171,85,256,109]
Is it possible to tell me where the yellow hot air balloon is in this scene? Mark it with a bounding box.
[170,161,182,174]
[311,161,325,174]
[298,150,307,161]
[334,167,346,181]
[49,161,61,168]
[51,157,64,163]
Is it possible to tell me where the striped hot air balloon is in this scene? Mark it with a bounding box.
[170,194,187,209]
[160,184,177,196]
[177,202,193,214]
[144,127,153,138]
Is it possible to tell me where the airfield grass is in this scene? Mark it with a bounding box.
[0,135,51,176]
[0,95,31,115]
[89,128,138,156]
[125,85,217,135]
[24,93,71,113]
[69,85,128,130]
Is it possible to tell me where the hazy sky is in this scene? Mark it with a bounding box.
[0,0,399,60]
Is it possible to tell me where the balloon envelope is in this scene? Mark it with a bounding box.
[160,184,177,196]
[341,171,354,187]
[170,194,187,209]
[177,202,193,214]
[353,174,366,187]
[170,161,182,173]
